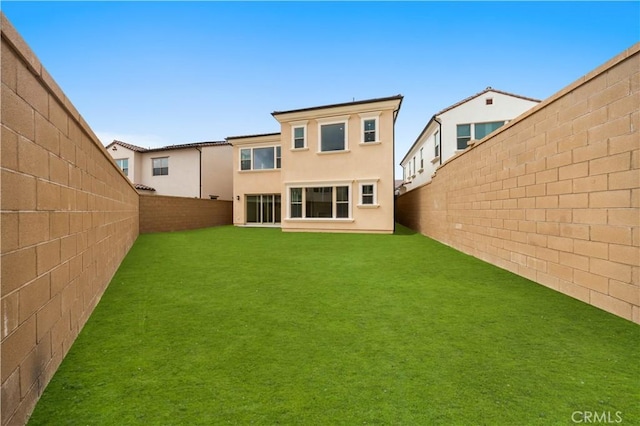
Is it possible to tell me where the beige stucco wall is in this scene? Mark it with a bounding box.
[273,97,401,234]
[231,134,282,225]
[201,144,233,201]
[396,44,639,323]
[1,14,139,425]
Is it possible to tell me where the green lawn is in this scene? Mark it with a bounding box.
[28,225,638,425]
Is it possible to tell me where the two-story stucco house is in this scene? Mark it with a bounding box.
[229,95,403,233]
[399,87,540,193]
[105,140,233,200]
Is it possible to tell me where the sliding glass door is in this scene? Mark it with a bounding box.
[246,194,281,224]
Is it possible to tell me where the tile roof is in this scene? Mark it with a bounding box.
[105,140,147,152]
[145,141,229,153]
[435,87,541,116]
[105,140,229,153]
[134,184,155,191]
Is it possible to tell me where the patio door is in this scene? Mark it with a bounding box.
[246,194,281,224]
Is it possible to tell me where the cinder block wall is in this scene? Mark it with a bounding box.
[397,44,639,323]
[139,194,232,233]
[1,14,139,425]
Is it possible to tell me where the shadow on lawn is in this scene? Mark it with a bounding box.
[393,223,417,236]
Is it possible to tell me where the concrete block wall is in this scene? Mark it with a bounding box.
[397,44,639,323]
[1,14,139,425]
[139,194,232,234]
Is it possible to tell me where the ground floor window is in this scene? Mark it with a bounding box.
[246,194,281,224]
[288,184,351,219]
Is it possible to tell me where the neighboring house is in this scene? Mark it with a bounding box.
[229,95,403,233]
[399,87,540,193]
[105,140,233,200]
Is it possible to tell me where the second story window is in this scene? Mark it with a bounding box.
[457,124,471,150]
[240,149,252,170]
[320,121,347,152]
[474,121,505,140]
[240,146,281,171]
[293,126,305,149]
[115,158,129,176]
[152,157,168,176]
[419,148,424,170]
[434,131,440,157]
[363,119,377,142]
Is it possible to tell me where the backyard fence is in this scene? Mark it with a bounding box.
[397,44,639,324]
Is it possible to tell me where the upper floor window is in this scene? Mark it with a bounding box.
[152,157,168,176]
[240,146,281,171]
[419,148,424,170]
[319,121,347,152]
[115,158,129,176]
[293,126,306,149]
[434,131,440,157]
[474,121,504,140]
[457,124,471,150]
[457,121,505,150]
[363,118,377,142]
[359,113,380,144]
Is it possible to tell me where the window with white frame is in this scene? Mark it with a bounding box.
[115,158,129,176]
[457,121,504,149]
[292,125,306,149]
[434,131,440,158]
[288,185,351,219]
[359,181,377,206]
[290,188,302,218]
[419,148,424,170]
[474,121,504,140]
[412,157,416,176]
[363,119,376,142]
[152,157,168,176]
[239,146,281,171]
[319,119,348,152]
[457,124,471,150]
[359,113,380,144]
[240,149,251,170]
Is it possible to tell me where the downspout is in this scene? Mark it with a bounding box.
[393,103,401,234]
[434,116,443,166]
[196,147,202,198]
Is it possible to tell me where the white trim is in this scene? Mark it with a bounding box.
[285,182,353,220]
[238,145,282,171]
[359,113,380,144]
[317,117,349,153]
[358,180,378,207]
[291,121,308,149]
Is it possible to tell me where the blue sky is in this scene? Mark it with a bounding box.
[2,1,639,177]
